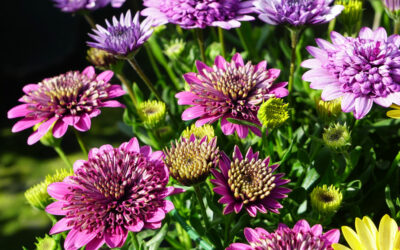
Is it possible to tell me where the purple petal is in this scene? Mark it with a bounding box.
[321,85,343,101]
[49,218,74,235]
[146,208,165,223]
[183,73,202,85]
[7,104,31,119]
[354,96,373,119]
[46,201,68,215]
[214,55,226,70]
[12,117,46,133]
[82,66,96,79]
[244,228,259,243]
[96,70,114,82]
[181,106,206,120]
[74,114,91,132]
[293,219,310,233]
[232,53,244,67]
[341,93,356,112]
[233,145,243,161]
[176,91,198,105]
[85,237,105,250]
[323,229,341,244]
[53,120,69,138]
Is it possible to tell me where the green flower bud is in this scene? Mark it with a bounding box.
[310,185,343,215]
[316,98,342,123]
[35,234,57,250]
[86,47,118,69]
[335,0,363,36]
[138,100,166,129]
[257,98,289,129]
[322,123,351,149]
[164,38,185,60]
[182,124,215,142]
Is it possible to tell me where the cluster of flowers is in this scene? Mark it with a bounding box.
[10,0,400,249]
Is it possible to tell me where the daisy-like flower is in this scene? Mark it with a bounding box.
[253,0,344,27]
[332,214,400,250]
[211,146,290,217]
[87,10,153,56]
[176,53,288,139]
[228,220,340,250]
[7,66,125,145]
[302,27,400,119]
[53,0,125,13]
[164,134,219,186]
[141,0,255,29]
[387,104,400,119]
[46,138,183,250]
[310,185,343,215]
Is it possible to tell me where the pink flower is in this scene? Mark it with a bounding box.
[46,137,183,250]
[302,27,400,119]
[7,66,125,145]
[228,220,340,250]
[176,53,288,139]
[210,146,290,217]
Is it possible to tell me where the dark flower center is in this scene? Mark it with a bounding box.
[318,193,335,203]
[328,129,343,141]
[227,157,276,204]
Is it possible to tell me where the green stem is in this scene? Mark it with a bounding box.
[288,28,300,98]
[223,213,233,246]
[53,146,72,168]
[126,57,178,127]
[196,29,206,62]
[144,43,165,86]
[341,151,354,182]
[82,13,96,29]
[74,130,88,156]
[394,19,400,34]
[115,73,138,109]
[236,28,250,54]
[130,232,140,250]
[194,184,210,230]
[218,27,226,58]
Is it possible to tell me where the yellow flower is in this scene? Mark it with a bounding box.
[332,214,400,250]
[387,104,400,119]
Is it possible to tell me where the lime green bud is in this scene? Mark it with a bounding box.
[35,234,57,250]
[310,185,343,215]
[182,124,215,142]
[86,47,118,69]
[316,98,342,123]
[25,168,73,210]
[257,98,289,129]
[206,42,223,62]
[164,38,185,59]
[138,100,166,129]
[33,123,60,147]
[322,123,351,149]
[153,25,166,34]
[335,0,363,36]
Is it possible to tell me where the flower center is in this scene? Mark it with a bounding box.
[227,157,276,204]
[328,129,343,141]
[318,192,335,203]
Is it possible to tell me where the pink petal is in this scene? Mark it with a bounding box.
[82,66,96,79]
[374,27,387,41]
[49,218,74,235]
[354,96,373,119]
[254,61,267,72]
[163,200,174,213]
[101,100,124,108]
[73,231,98,249]
[22,84,39,94]
[144,222,162,229]
[245,205,257,217]
[28,116,58,145]
[301,59,322,69]
[85,237,105,250]
[8,104,31,118]
[125,137,140,153]
[321,85,343,101]
[221,117,235,135]
[149,150,164,163]
[46,201,68,215]
[359,27,373,39]
[73,160,86,172]
[47,182,79,200]
[74,113,91,132]
[140,145,152,157]
[234,202,243,213]
[108,85,126,98]
[323,229,341,244]
[311,224,323,236]
[195,115,221,126]
[214,55,226,70]
[183,72,202,85]
[249,126,262,137]
[374,97,392,107]
[147,208,165,223]
[105,230,127,248]
[227,243,253,250]
[62,115,80,126]
[53,120,69,138]
[316,38,336,51]
[232,53,244,67]
[330,31,347,45]
[235,124,249,139]
[341,93,356,112]
[12,117,45,133]
[126,219,144,232]
[196,61,212,74]
[233,145,243,161]
[306,46,328,60]
[176,91,198,105]
[244,228,259,243]
[181,106,206,120]
[223,202,235,214]
[96,70,114,82]
[293,219,310,233]
[64,229,80,250]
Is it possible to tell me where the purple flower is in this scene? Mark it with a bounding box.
[87,10,153,56]
[45,138,183,250]
[253,0,344,27]
[210,146,290,217]
[227,220,340,250]
[176,53,288,139]
[141,0,255,29]
[8,66,125,145]
[302,27,400,119]
[384,0,400,12]
[53,0,125,13]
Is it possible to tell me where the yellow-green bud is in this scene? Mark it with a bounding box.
[257,98,289,129]
[86,47,118,69]
[35,234,56,250]
[153,25,166,34]
[33,123,60,147]
[335,0,363,36]
[164,38,185,60]
[206,42,223,62]
[182,124,215,142]
[138,100,166,129]
[310,185,343,215]
[316,98,342,123]
[25,168,73,210]
[322,123,351,149]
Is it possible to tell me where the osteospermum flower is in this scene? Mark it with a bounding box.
[257,98,289,129]
[164,134,219,186]
[302,27,400,119]
[53,0,125,12]
[46,138,182,250]
[176,53,288,138]
[7,66,125,145]
[87,10,153,56]
[141,0,255,29]
[387,104,400,118]
[332,214,400,250]
[211,146,290,217]
[253,0,344,27]
[138,100,166,129]
[310,185,343,215]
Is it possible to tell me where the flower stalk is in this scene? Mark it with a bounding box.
[74,130,88,156]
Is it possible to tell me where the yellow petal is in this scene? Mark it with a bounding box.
[362,216,378,248]
[342,225,363,250]
[393,231,400,250]
[387,110,400,119]
[332,243,352,250]
[378,214,397,250]
[355,218,378,250]
[390,104,400,110]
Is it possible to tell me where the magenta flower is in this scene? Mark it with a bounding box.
[141,0,255,29]
[384,0,400,12]
[302,27,400,119]
[53,0,126,13]
[7,66,125,145]
[176,53,288,139]
[45,137,183,250]
[253,0,344,27]
[227,220,340,250]
[87,10,153,56]
[210,146,290,217]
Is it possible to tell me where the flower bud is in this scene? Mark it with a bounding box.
[138,100,166,129]
[86,47,118,69]
[257,98,289,129]
[322,123,351,149]
[310,185,343,215]
[316,98,342,123]
[335,0,363,35]
[164,38,185,60]
[35,234,57,250]
[182,124,215,142]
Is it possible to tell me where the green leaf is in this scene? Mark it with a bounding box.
[301,168,320,190]
[226,118,261,129]
[385,185,396,218]
[145,223,169,250]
